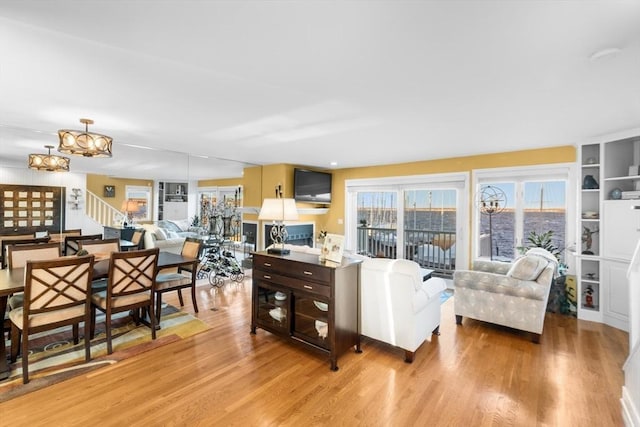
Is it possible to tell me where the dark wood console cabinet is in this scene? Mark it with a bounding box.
[251,251,361,370]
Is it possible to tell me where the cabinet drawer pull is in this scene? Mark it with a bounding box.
[264,262,272,267]
[303,271,313,276]
[263,275,271,279]
[304,285,313,290]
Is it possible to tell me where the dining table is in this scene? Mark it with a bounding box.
[0,251,198,380]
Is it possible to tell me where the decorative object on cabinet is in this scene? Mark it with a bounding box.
[581,226,598,255]
[258,185,299,255]
[582,175,599,189]
[477,185,507,260]
[27,145,70,172]
[321,233,345,264]
[68,188,83,210]
[610,188,622,200]
[58,118,112,157]
[103,185,115,198]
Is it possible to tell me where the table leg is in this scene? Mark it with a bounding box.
[0,296,10,380]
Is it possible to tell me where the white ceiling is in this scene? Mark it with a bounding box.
[0,1,639,181]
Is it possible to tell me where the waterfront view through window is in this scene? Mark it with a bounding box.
[479,180,567,261]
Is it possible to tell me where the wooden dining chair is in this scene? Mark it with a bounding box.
[78,238,120,256]
[7,241,61,270]
[90,248,160,354]
[6,241,64,312]
[64,233,103,256]
[9,255,95,384]
[155,238,202,322]
[1,236,51,269]
[130,230,145,250]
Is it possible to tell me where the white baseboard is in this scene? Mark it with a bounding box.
[622,386,640,427]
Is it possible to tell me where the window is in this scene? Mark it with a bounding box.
[346,173,468,277]
[125,185,151,221]
[474,165,575,263]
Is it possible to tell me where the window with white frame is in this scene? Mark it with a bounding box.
[473,164,576,264]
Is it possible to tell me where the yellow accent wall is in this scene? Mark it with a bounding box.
[234,145,575,238]
[86,174,154,214]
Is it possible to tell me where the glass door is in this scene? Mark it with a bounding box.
[292,293,329,349]
[406,189,458,276]
[254,283,289,334]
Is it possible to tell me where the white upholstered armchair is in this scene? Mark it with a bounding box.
[360,258,447,363]
[453,248,557,343]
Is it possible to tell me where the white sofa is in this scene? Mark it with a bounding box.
[141,223,185,254]
[360,258,447,362]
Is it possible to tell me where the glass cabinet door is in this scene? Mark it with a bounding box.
[292,294,330,349]
[255,284,289,334]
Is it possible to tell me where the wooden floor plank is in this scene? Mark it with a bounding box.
[0,277,629,426]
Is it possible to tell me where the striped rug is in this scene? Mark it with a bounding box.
[0,305,210,402]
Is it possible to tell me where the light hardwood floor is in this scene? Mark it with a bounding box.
[0,276,629,426]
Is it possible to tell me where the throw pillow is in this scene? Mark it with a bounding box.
[155,228,168,241]
[167,230,180,239]
[506,255,548,281]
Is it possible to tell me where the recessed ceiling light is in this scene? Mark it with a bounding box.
[330,161,338,167]
[589,47,622,61]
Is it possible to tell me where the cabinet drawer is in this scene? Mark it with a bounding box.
[254,269,330,298]
[254,255,331,283]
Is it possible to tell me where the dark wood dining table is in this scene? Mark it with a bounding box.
[0,251,198,380]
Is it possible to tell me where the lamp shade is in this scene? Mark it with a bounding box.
[58,118,112,157]
[258,198,299,221]
[28,145,70,172]
[121,199,140,213]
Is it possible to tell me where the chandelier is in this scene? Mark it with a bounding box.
[58,118,112,157]
[28,145,70,172]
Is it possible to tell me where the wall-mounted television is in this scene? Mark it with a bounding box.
[294,168,332,204]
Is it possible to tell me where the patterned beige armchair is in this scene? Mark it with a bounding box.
[453,248,557,343]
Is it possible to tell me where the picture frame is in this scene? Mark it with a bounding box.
[321,233,345,264]
[104,185,115,198]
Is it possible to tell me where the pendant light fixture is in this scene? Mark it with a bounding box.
[58,118,113,157]
[28,145,70,172]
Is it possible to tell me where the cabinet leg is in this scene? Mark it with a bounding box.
[355,342,362,354]
[455,315,462,325]
[432,325,440,336]
[330,359,339,371]
[250,325,256,334]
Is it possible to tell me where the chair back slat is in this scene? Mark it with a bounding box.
[7,242,61,270]
[24,255,95,314]
[79,238,120,255]
[108,248,159,297]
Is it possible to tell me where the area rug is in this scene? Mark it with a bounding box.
[0,304,210,402]
[441,288,454,304]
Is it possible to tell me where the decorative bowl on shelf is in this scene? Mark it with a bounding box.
[610,188,622,200]
[582,211,598,219]
[315,320,328,338]
[269,307,286,322]
[313,300,328,311]
[275,291,287,301]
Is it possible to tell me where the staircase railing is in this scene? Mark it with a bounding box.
[85,190,122,227]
